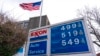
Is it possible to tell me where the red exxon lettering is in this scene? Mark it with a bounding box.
[31,29,47,37]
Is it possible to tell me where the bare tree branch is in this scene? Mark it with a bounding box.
[77,7,100,47]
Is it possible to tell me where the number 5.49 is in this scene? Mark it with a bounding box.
[61,38,80,46]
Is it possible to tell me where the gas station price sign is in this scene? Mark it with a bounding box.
[51,19,89,54]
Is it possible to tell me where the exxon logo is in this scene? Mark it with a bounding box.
[30,29,47,37]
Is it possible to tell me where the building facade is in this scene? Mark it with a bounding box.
[18,15,50,30]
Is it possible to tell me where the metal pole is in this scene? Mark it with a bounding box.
[39,0,43,27]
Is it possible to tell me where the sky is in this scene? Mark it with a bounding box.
[0,0,100,24]
[0,0,100,56]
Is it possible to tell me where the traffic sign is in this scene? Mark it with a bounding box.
[51,19,89,54]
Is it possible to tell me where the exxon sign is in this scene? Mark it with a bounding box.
[29,29,47,41]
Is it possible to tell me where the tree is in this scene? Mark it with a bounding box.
[77,7,100,47]
[0,11,27,56]
[97,53,100,56]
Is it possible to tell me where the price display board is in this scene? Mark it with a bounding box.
[51,19,89,54]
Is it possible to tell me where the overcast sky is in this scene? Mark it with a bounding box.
[0,0,100,56]
[0,0,100,24]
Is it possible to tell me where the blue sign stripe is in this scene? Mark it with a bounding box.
[30,35,47,41]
